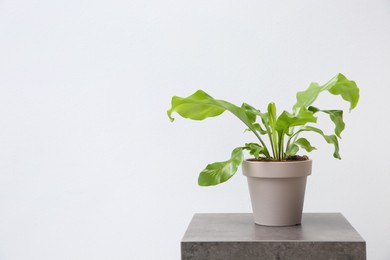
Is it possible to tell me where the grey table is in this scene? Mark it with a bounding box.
[181,213,366,260]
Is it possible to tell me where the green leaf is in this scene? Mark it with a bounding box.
[244,143,265,159]
[267,102,277,130]
[298,126,341,159]
[276,107,317,133]
[309,106,345,137]
[286,144,299,156]
[252,123,268,135]
[259,111,269,126]
[167,90,225,121]
[241,103,268,134]
[325,74,360,111]
[295,138,317,152]
[244,123,267,135]
[286,138,316,156]
[293,73,360,113]
[241,103,259,124]
[198,147,244,186]
[168,90,271,158]
[168,90,255,130]
[294,82,321,112]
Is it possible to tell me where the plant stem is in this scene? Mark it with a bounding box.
[260,122,275,159]
[253,130,271,158]
[285,128,302,158]
[266,123,277,160]
[279,132,285,160]
[268,131,276,159]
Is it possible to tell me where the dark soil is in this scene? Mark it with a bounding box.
[248,155,309,162]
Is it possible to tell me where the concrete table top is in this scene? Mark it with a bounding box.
[181,213,366,260]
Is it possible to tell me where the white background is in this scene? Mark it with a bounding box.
[1,0,389,259]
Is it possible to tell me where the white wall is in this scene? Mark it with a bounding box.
[0,0,389,259]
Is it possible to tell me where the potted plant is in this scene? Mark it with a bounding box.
[167,73,359,226]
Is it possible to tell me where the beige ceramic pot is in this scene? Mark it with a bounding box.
[242,159,312,226]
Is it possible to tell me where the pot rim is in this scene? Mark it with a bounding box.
[244,158,312,164]
[242,159,312,178]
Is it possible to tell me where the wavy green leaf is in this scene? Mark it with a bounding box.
[325,74,360,111]
[252,123,267,135]
[241,103,259,124]
[309,106,345,137]
[286,144,299,156]
[168,90,255,128]
[298,126,340,159]
[294,82,321,112]
[295,138,317,152]
[167,90,226,121]
[168,90,270,157]
[244,143,265,159]
[286,138,317,156]
[293,73,359,113]
[276,107,317,133]
[244,123,267,135]
[198,148,244,186]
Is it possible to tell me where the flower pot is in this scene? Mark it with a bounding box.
[242,159,312,226]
